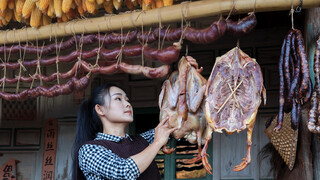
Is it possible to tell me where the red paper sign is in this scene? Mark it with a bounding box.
[41,119,58,180]
[0,158,17,180]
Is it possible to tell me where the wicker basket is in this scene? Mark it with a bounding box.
[264,112,298,170]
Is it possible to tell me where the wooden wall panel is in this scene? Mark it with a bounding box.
[55,120,76,180]
[128,80,161,108]
[0,152,39,180]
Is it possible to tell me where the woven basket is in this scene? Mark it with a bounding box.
[264,112,298,170]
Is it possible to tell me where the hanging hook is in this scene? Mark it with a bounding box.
[295,0,303,13]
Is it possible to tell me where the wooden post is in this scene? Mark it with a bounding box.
[0,0,319,44]
[305,7,320,180]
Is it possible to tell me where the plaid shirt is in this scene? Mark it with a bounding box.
[78,129,155,180]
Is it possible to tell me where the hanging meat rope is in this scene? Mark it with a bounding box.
[274,29,312,131]
[308,36,320,134]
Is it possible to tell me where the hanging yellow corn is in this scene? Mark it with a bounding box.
[61,12,68,21]
[15,0,25,16]
[54,0,62,17]
[57,13,68,22]
[0,0,8,13]
[155,0,163,8]
[0,8,5,19]
[30,6,41,28]
[22,0,35,18]
[125,0,135,10]
[62,0,73,13]
[112,0,122,10]
[4,9,13,23]
[47,0,54,17]
[38,0,50,12]
[85,0,96,14]
[66,8,79,19]
[77,5,85,15]
[80,0,86,12]
[163,0,172,6]
[42,13,51,25]
[142,0,151,10]
[74,0,81,6]
[151,0,156,9]
[8,0,15,10]
[143,0,151,8]
[2,18,8,25]
[71,1,76,9]
[103,0,113,14]
[22,16,30,25]
[88,0,95,2]
[132,0,138,7]
[96,0,104,5]
[14,6,22,22]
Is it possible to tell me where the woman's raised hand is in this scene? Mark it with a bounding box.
[154,116,177,146]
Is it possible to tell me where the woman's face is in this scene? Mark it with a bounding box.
[101,86,133,123]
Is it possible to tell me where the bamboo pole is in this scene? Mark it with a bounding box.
[1,0,320,44]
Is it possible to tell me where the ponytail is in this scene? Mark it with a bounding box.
[72,83,122,179]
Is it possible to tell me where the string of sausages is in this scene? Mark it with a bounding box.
[308,36,320,134]
[275,29,312,131]
[0,61,171,83]
[0,12,257,55]
[0,42,181,70]
[0,12,257,101]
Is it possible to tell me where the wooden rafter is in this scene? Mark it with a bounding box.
[0,0,319,44]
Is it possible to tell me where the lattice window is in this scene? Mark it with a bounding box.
[1,99,37,121]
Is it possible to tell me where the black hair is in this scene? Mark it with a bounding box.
[72,83,123,179]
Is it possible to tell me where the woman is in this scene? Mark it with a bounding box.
[72,84,176,180]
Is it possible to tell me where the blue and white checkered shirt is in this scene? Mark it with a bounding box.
[78,129,155,180]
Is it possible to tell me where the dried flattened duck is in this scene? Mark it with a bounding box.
[204,47,266,171]
[159,56,213,174]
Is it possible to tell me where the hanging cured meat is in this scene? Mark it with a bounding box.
[204,47,266,171]
[276,29,312,131]
[158,56,213,174]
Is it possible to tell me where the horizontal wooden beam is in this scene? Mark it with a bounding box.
[0,0,319,44]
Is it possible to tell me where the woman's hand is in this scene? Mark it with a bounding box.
[154,116,177,146]
[131,116,177,174]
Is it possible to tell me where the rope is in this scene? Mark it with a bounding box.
[55,39,63,84]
